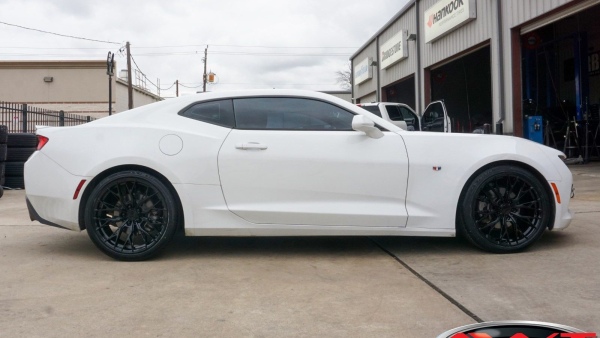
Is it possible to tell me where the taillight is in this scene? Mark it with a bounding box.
[37,135,49,150]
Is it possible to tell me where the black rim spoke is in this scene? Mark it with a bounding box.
[92,178,168,254]
[472,174,545,247]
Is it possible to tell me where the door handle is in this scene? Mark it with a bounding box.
[235,142,268,150]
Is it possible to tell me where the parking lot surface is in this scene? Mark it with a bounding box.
[1,162,599,336]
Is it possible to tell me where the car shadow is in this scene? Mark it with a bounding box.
[160,235,378,260]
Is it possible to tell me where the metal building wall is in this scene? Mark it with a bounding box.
[379,3,418,87]
[352,41,378,102]
[503,0,576,28]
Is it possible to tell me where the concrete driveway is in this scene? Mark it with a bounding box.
[0,163,598,336]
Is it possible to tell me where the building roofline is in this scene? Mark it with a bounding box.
[115,78,163,101]
[0,60,106,69]
[350,0,415,60]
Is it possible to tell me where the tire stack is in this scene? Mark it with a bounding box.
[4,133,37,190]
[0,125,8,198]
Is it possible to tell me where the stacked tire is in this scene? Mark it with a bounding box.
[0,125,8,198]
[4,133,37,190]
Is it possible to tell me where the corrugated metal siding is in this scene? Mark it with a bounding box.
[352,41,378,101]
[503,0,574,28]
[379,4,418,87]
[421,0,495,68]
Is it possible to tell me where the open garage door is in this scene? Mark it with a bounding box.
[429,46,492,133]
[521,4,600,161]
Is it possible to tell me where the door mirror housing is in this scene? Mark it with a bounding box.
[352,115,384,139]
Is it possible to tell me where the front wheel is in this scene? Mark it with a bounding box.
[84,171,178,261]
[459,165,553,253]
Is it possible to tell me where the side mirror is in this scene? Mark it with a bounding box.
[352,115,384,139]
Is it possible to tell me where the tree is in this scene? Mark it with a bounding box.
[335,62,351,90]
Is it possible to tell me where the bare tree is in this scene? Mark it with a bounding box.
[335,62,351,90]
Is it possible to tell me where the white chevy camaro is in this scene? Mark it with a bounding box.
[24,90,573,260]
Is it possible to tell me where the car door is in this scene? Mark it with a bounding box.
[218,97,410,227]
[421,100,451,132]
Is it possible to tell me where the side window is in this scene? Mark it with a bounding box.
[385,105,405,121]
[179,99,234,128]
[233,98,354,131]
[399,106,419,131]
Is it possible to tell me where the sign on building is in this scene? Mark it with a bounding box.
[354,57,373,85]
[424,0,477,43]
[381,31,408,70]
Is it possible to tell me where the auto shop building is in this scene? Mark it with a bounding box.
[351,0,600,156]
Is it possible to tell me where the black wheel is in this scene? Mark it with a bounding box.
[0,125,7,144]
[4,162,24,177]
[6,133,37,148]
[6,147,36,162]
[0,186,3,198]
[0,144,6,161]
[459,165,552,253]
[84,171,178,261]
[4,176,24,189]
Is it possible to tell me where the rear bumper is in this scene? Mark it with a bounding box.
[26,197,70,230]
[24,151,88,231]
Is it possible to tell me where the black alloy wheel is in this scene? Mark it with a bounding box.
[84,171,177,261]
[459,165,552,253]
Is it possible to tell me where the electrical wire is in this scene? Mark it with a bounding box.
[0,21,121,45]
[134,43,357,49]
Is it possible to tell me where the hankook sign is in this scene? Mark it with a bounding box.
[424,0,477,43]
[380,31,408,70]
[354,57,373,85]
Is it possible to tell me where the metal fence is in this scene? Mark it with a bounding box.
[0,102,96,133]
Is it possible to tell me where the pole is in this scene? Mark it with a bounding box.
[203,45,208,92]
[107,51,114,116]
[108,75,112,115]
[126,41,133,109]
[176,80,179,97]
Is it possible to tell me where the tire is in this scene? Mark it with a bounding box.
[0,144,6,162]
[7,133,37,148]
[0,186,3,199]
[6,147,36,162]
[4,176,25,189]
[458,165,552,253]
[0,125,7,144]
[4,162,24,177]
[84,171,178,261]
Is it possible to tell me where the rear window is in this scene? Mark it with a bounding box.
[359,105,382,117]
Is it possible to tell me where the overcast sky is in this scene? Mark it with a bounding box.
[1,0,408,97]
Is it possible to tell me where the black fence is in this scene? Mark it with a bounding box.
[0,102,96,133]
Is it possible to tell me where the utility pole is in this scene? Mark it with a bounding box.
[106,51,114,116]
[176,80,179,97]
[126,41,133,109]
[202,45,208,92]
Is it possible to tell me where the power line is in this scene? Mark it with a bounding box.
[134,43,358,49]
[0,21,121,45]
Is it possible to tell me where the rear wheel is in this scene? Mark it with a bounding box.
[459,165,552,253]
[84,171,177,261]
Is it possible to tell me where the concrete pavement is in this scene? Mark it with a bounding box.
[0,162,598,336]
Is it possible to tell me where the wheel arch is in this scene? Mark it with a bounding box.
[456,160,556,231]
[77,164,185,231]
